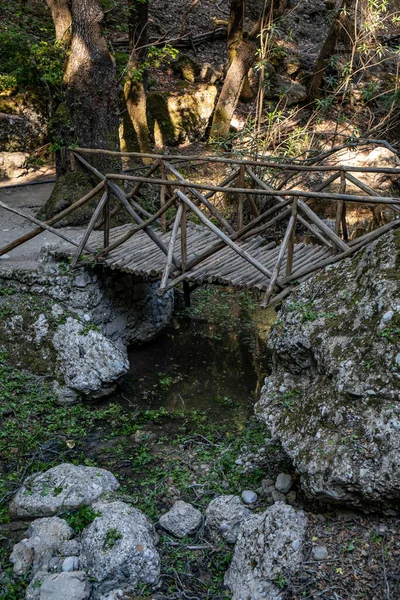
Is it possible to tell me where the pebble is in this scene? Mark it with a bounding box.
[241,490,257,504]
[286,490,297,505]
[382,310,394,323]
[275,473,293,494]
[235,459,243,465]
[62,556,79,572]
[272,489,287,504]
[312,545,328,560]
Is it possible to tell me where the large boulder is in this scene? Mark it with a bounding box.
[9,464,120,518]
[0,257,174,403]
[80,500,160,598]
[0,151,29,179]
[147,84,218,146]
[256,230,400,511]
[224,503,308,600]
[205,495,252,544]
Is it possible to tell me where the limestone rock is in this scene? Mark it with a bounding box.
[80,500,160,597]
[159,500,202,538]
[53,317,129,396]
[225,503,308,600]
[9,463,120,518]
[0,262,173,402]
[10,517,73,575]
[147,84,218,146]
[0,151,29,178]
[275,473,293,494]
[256,231,400,510]
[205,495,252,544]
[241,490,258,504]
[39,571,91,600]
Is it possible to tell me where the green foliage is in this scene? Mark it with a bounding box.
[124,45,179,83]
[0,26,65,97]
[103,527,122,550]
[63,506,102,533]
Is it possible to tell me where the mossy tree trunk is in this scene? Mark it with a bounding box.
[45,0,72,44]
[210,40,256,140]
[42,0,120,220]
[228,0,254,101]
[122,0,152,161]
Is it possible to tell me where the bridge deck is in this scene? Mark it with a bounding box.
[59,223,330,291]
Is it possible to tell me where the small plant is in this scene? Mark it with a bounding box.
[103,527,122,550]
[274,573,288,589]
[64,506,101,533]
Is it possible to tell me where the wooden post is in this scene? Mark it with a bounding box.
[159,203,184,291]
[160,162,167,233]
[237,164,245,231]
[286,197,298,276]
[71,190,109,268]
[183,281,191,307]
[103,184,110,251]
[180,202,187,272]
[335,171,347,239]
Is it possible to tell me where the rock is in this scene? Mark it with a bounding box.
[0,151,29,178]
[225,503,308,600]
[80,500,160,597]
[241,490,258,504]
[256,231,400,511]
[205,495,252,544]
[159,500,202,538]
[59,540,81,556]
[62,556,79,572]
[312,545,328,560]
[10,517,73,576]
[272,489,287,504]
[265,74,307,106]
[147,84,218,146]
[326,146,400,195]
[275,473,293,494]
[39,571,91,600]
[0,95,47,152]
[262,478,275,492]
[286,491,297,505]
[9,463,120,518]
[53,317,129,397]
[0,264,174,402]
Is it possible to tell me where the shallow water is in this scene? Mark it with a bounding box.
[114,295,276,423]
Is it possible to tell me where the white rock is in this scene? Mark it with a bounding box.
[159,500,202,538]
[39,571,91,600]
[225,503,308,600]
[275,473,293,494]
[9,463,120,518]
[80,500,160,597]
[62,556,79,572]
[205,495,252,544]
[241,490,257,504]
[381,310,394,323]
[312,545,328,560]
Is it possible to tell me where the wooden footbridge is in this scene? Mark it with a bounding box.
[1,147,400,307]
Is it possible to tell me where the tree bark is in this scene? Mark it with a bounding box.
[122,0,152,160]
[308,0,355,99]
[228,0,254,101]
[45,0,72,44]
[210,40,256,140]
[42,0,120,220]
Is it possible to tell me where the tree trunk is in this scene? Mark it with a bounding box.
[308,0,355,99]
[210,41,256,140]
[45,0,72,44]
[121,0,152,160]
[42,0,120,221]
[228,0,254,101]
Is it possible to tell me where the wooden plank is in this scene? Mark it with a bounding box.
[71,190,109,267]
[73,151,180,269]
[72,147,400,175]
[175,190,281,286]
[237,164,245,231]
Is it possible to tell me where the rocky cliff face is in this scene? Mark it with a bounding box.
[256,230,400,511]
[0,250,174,404]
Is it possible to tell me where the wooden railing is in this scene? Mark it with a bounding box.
[1,147,399,306]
